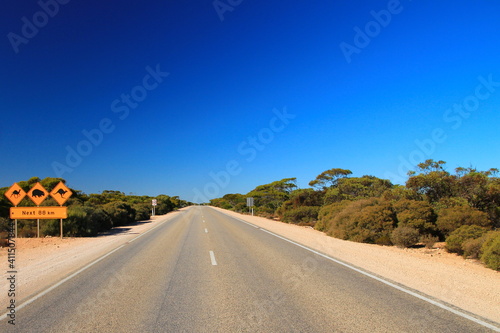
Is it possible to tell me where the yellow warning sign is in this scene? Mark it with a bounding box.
[10,206,67,219]
[27,182,48,206]
[50,181,72,206]
[4,183,26,206]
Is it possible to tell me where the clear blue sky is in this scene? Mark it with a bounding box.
[1,0,499,203]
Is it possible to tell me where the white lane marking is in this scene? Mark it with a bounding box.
[258,228,500,332]
[209,251,217,265]
[205,228,208,233]
[0,215,175,322]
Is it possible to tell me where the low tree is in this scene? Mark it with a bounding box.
[324,176,393,204]
[406,160,455,203]
[247,178,297,213]
[393,199,438,236]
[436,205,491,236]
[276,189,324,220]
[309,168,352,190]
[382,185,423,202]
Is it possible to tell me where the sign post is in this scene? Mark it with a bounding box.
[50,182,72,239]
[246,197,254,216]
[27,183,49,238]
[4,183,26,239]
[152,199,157,217]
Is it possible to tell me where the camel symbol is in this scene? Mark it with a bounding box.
[32,189,45,198]
[55,189,68,198]
[11,190,22,198]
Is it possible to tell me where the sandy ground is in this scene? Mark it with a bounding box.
[1,206,499,325]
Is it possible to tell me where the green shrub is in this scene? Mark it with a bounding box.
[288,189,324,207]
[393,200,437,235]
[233,202,247,212]
[445,225,488,255]
[433,197,469,213]
[65,206,87,236]
[18,220,36,237]
[60,206,113,236]
[255,206,276,219]
[326,198,397,245]
[437,206,491,236]
[462,237,485,259]
[102,201,136,227]
[89,207,113,233]
[281,206,320,224]
[0,232,9,247]
[480,231,500,271]
[315,201,350,232]
[420,234,439,249]
[41,219,60,236]
[133,203,151,221]
[391,226,420,248]
[0,217,11,233]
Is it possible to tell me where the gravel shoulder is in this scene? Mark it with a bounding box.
[211,207,500,324]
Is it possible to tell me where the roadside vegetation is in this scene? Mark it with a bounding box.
[0,177,191,239]
[210,160,500,271]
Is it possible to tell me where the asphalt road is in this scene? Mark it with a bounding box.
[1,206,498,332]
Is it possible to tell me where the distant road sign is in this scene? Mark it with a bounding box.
[247,197,254,207]
[152,199,157,206]
[50,181,72,206]
[5,183,26,206]
[27,182,48,206]
[10,206,67,219]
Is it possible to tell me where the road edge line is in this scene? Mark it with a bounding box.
[0,212,179,321]
[211,207,500,332]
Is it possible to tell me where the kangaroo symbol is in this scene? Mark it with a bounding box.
[11,190,22,198]
[55,189,68,198]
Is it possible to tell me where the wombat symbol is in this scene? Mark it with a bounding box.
[32,189,45,198]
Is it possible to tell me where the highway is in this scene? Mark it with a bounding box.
[2,206,498,332]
